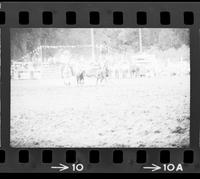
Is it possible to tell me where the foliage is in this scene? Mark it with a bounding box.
[11,28,190,61]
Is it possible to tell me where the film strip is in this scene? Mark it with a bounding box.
[0,1,199,173]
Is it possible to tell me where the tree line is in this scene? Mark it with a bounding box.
[11,28,189,60]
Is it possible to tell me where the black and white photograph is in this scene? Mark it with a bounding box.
[10,28,190,148]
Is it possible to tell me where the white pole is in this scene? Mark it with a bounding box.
[40,28,43,63]
[100,44,102,62]
[139,28,142,53]
[91,28,95,61]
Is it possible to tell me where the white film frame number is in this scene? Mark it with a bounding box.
[72,163,84,172]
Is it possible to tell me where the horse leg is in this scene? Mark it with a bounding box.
[81,78,84,84]
[100,77,104,83]
[96,77,99,85]
[77,76,80,85]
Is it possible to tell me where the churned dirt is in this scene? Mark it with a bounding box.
[10,75,190,148]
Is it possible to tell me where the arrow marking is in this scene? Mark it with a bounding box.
[51,163,69,172]
[143,164,161,172]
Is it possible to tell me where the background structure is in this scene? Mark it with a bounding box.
[10,28,190,148]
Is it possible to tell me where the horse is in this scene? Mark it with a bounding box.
[76,71,85,84]
[130,65,140,78]
[62,63,110,86]
[96,67,109,84]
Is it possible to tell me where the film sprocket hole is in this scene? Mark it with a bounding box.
[0,1,199,173]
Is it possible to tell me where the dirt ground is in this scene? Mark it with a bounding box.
[10,75,190,148]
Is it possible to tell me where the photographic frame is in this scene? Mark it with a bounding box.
[0,1,199,173]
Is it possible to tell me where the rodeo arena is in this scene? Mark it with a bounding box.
[10,45,189,85]
[11,29,190,148]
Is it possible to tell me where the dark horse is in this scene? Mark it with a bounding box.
[76,66,109,85]
[62,63,109,85]
[76,71,85,84]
